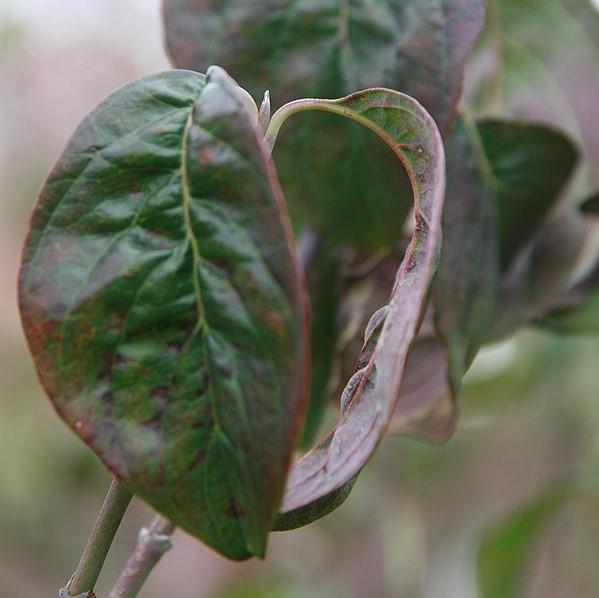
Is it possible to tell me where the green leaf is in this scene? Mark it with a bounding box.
[18,67,309,560]
[469,0,599,190]
[163,0,484,247]
[465,0,599,339]
[436,117,497,373]
[478,485,573,598]
[264,88,445,528]
[477,120,578,270]
[163,0,484,130]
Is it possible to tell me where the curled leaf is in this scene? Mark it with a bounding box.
[395,116,498,440]
[264,88,445,528]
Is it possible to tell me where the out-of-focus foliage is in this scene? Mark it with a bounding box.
[478,468,599,598]
[164,0,485,248]
[478,485,573,598]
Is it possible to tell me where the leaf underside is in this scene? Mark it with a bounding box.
[18,67,309,560]
[390,116,498,441]
[270,89,445,527]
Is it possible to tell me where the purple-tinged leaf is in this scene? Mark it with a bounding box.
[263,88,445,528]
[391,116,498,442]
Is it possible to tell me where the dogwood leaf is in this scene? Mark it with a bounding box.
[163,0,484,247]
[18,67,309,560]
[262,88,445,528]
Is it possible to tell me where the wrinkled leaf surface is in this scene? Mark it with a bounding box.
[19,67,309,560]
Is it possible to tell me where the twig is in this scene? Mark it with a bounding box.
[108,516,175,598]
[60,478,132,597]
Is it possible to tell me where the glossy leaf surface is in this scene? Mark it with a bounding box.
[265,88,445,527]
[163,0,484,247]
[18,67,308,560]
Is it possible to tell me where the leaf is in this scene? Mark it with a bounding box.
[393,118,576,439]
[163,0,484,247]
[264,88,445,528]
[476,120,578,270]
[435,117,497,371]
[18,67,309,560]
[468,0,599,190]
[479,464,599,598]
[478,485,574,598]
[164,0,484,131]
[389,335,457,442]
[389,115,498,441]
[464,0,599,339]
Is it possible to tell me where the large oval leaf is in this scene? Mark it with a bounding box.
[163,0,484,131]
[18,66,309,560]
[163,0,484,247]
[263,88,445,529]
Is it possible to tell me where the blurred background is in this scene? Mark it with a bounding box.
[0,1,598,597]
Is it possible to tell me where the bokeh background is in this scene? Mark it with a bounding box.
[1,1,598,597]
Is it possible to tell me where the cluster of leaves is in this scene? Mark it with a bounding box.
[18,0,598,571]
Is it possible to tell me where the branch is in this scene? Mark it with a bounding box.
[108,516,175,598]
[60,478,132,597]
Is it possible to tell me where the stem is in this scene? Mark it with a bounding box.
[61,478,132,597]
[108,516,175,598]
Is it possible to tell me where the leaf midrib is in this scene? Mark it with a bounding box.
[181,109,208,334]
